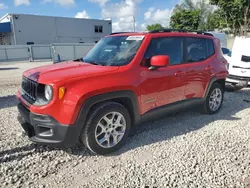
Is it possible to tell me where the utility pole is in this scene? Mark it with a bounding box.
[132,15,136,32]
[123,0,136,32]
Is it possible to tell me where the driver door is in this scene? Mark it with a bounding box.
[139,37,187,114]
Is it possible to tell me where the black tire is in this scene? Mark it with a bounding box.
[201,83,224,114]
[81,101,131,155]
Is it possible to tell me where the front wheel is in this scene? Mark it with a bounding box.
[202,83,224,114]
[81,101,131,155]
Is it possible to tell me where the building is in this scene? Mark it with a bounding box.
[0,13,112,45]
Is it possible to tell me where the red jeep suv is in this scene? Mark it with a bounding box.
[17,29,228,155]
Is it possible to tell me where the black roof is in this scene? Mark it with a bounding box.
[109,29,213,36]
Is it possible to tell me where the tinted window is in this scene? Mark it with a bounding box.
[221,47,230,55]
[95,25,103,33]
[95,26,98,32]
[99,26,103,33]
[241,55,250,62]
[144,37,183,66]
[207,39,215,57]
[186,38,207,62]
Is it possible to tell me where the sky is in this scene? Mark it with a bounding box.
[0,0,181,32]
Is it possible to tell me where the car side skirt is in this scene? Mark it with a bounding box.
[140,98,204,124]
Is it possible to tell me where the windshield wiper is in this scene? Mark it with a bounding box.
[82,59,103,66]
[73,57,83,62]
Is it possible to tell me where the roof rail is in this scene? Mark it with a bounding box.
[148,29,213,36]
[109,32,135,35]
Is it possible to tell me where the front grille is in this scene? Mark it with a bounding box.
[232,66,250,69]
[21,76,38,102]
[228,74,250,81]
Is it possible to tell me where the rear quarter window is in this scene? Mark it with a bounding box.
[186,38,207,62]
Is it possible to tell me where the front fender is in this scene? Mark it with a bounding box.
[70,90,141,128]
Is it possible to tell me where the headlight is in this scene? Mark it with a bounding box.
[45,85,53,101]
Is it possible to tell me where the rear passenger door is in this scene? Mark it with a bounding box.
[184,37,215,99]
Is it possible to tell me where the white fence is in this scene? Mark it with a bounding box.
[51,43,94,63]
[0,45,30,61]
[30,45,52,61]
[0,43,95,62]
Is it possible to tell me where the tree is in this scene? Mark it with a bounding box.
[210,0,250,36]
[173,0,215,30]
[170,9,201,30]
[206,9,227,31]
[146,24,164,31]
[174,0,196,12]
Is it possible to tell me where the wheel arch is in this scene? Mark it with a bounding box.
[71,90,141,142]
[214,79,225,90]
[204,77,225,98]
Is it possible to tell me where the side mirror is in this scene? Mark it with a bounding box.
[149,55,170,70]
[222,47,230,55]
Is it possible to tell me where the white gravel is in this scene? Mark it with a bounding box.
[0,62,250,188]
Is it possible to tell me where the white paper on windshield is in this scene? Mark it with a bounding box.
[126,36,144,41]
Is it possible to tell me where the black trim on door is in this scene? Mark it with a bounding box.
[140,98,203,124]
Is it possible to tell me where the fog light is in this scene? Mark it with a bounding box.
[37,126,53,137]
[58,87,66,99]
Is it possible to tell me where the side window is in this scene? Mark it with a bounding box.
[143,37,183,66]
[95,26,99,33]
[186,38,207,62]
[94,25,103,33]
[207,39,215,57]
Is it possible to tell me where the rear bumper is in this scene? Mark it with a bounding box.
[226,75,250,85]
[17,102,80,147]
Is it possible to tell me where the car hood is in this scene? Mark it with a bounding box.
[225,55,250,68]
[229,36,250,68]
[23,61,119,84]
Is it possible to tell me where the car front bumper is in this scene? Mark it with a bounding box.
[226,74,250,86]
[17,102,80,147]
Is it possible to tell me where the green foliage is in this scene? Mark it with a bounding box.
[210,0,250,35]
[170,9,201,30]
[206,9,227,31]
[146,24,165,31]
[173,0,215,30]
[147,0,250,35]
[173,0,196,12]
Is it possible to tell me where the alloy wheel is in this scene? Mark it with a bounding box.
[95,112,126,148]
[209,88,222,112]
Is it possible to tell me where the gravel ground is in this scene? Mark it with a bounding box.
[1,62,250,188]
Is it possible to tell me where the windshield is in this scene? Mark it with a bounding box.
[82,36,144,66]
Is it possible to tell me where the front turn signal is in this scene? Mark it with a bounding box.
[58,87,66,99]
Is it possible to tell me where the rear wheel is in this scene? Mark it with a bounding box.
[202,83,224,114]
[81,101,131,155]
